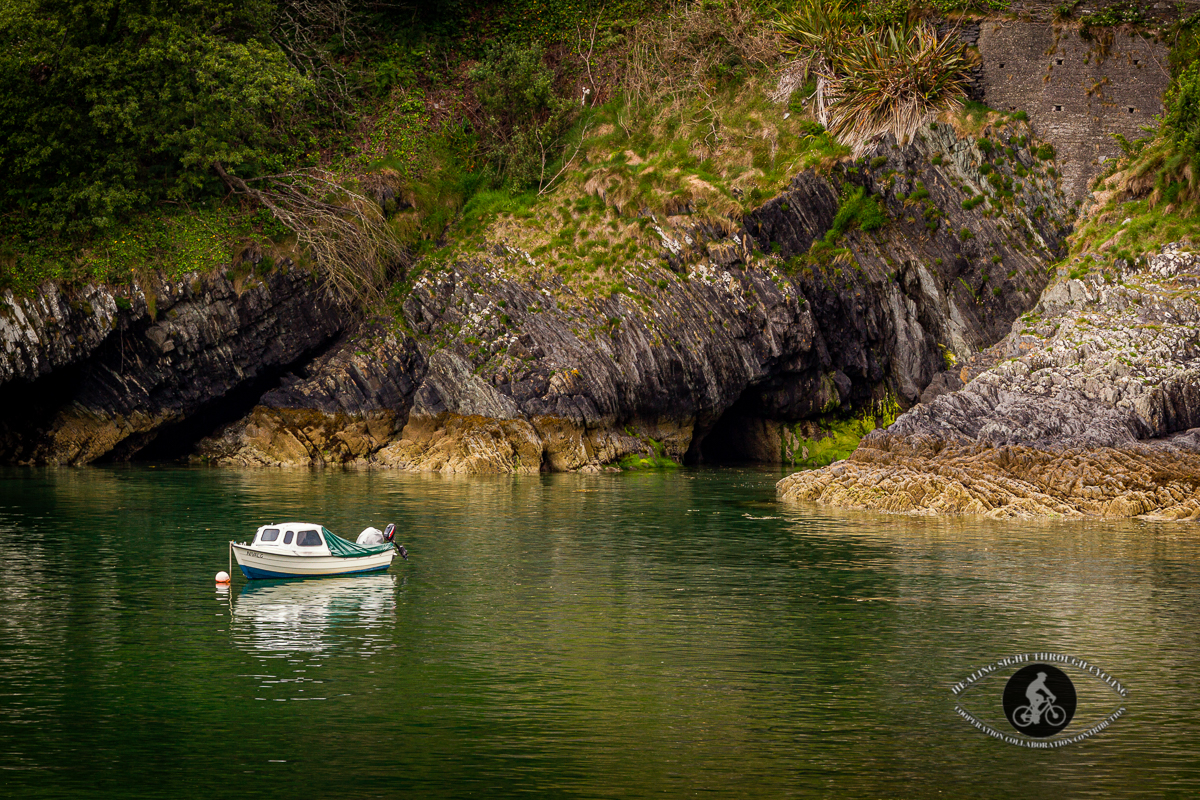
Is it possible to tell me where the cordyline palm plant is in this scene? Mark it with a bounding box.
[778,1,972,154]
[775,0,859,126]
[827,23,972,154]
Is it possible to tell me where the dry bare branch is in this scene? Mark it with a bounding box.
[214,162,407,310]
[538,121,592,196]
[270,0,362,116]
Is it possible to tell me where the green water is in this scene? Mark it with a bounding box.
[2,466,1199,798]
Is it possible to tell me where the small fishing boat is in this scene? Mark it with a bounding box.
[230,522,407,580]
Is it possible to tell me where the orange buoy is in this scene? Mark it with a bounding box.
[215,571,231,584]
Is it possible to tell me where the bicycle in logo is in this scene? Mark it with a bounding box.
[1012,670,1066,728]
[1012,698,1067,728]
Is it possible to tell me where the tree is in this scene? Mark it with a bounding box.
[0,1,310,234]
[468,40,580,190]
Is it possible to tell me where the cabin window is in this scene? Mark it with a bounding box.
[297,529,323,547]
[259,528,280,543]
[283,531,294,545]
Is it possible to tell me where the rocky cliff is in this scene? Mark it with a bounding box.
[195,118,1072,473]
[0,114,1073,471]
[0,266,342,464]
[778,243,1200,518]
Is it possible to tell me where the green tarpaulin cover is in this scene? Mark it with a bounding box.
[322,527,393,558]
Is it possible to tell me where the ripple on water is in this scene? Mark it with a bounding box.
[0,465,1198,797]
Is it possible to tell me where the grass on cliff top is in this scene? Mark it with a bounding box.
[1062,20,1200,268]
[1069,195,1200,267]
[0,205,295,296]
[431,80,850,303]
[392,0,858,306]
[1066,134,1200,269]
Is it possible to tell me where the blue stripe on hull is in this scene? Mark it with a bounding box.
[238,563,392,580]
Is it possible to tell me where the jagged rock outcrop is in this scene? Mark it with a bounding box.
[779,243,1200,518]
[198,122,1072,472]
[0,267,342,464]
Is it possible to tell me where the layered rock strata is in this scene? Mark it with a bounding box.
[200,123,1072,472]
[0,268,341,464]
[0,121,1072,470]
[779,244,1200,518]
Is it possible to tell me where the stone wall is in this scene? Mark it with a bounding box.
[977,21,1171,198]
[939,20,985,102]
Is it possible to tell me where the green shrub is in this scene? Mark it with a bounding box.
[806,186,887,263]
[798,119,827,137]
[833,187,888,233]
[0,4,312,234]
[469,41,578,190]
[1036,143,1057,160]
[1165,62,1200,163]
[1081,1,1148,28]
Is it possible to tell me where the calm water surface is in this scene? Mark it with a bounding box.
[1,466,1199,798]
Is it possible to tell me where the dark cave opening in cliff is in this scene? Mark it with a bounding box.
[111,341,341,463]
[687,394,780,465]
[117,371,289,462]
[0,363,88,463]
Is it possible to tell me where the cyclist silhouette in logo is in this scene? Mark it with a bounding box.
[1014,671,1066,728]
[1025,672,1056,723]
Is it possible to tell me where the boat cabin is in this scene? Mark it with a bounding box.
[252,523,333,557]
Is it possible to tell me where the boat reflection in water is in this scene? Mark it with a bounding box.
[232,573,399,657]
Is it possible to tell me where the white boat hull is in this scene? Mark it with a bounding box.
[232,542,395,579]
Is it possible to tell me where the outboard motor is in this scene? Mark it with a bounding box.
[383,523,408,560]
